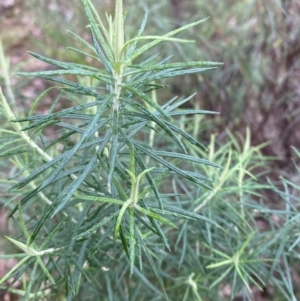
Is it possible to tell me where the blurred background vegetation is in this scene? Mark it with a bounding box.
[1,0,300,300]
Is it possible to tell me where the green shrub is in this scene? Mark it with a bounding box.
[0,1,299,301]
[0,0,220,299]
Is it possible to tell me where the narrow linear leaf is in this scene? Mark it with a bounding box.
[108,110,119,187]
[90,29,113,74]
[74,194,124,206]
[126,10,148,59]
[0,256,30,285]
[129,208,135,276]
[29,86,58,116]
[154,150,220,167]
[52,154,99,216]
[123,36,194,55]
[131,17,209,61]
[67,29,97,53]
[81,0,114,63]
[124,84,170,120]
[119,129,164,211]
[114,198,132,240]
[129,100,186,153]
[67,47,101,62]
[135,205,177,228]
[133,142,212,189]
[37,257,56,284]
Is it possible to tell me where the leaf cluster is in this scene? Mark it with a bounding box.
[2,1,300,300]
[0,0,222,299]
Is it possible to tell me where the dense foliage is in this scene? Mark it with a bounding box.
[0,0,299,300]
